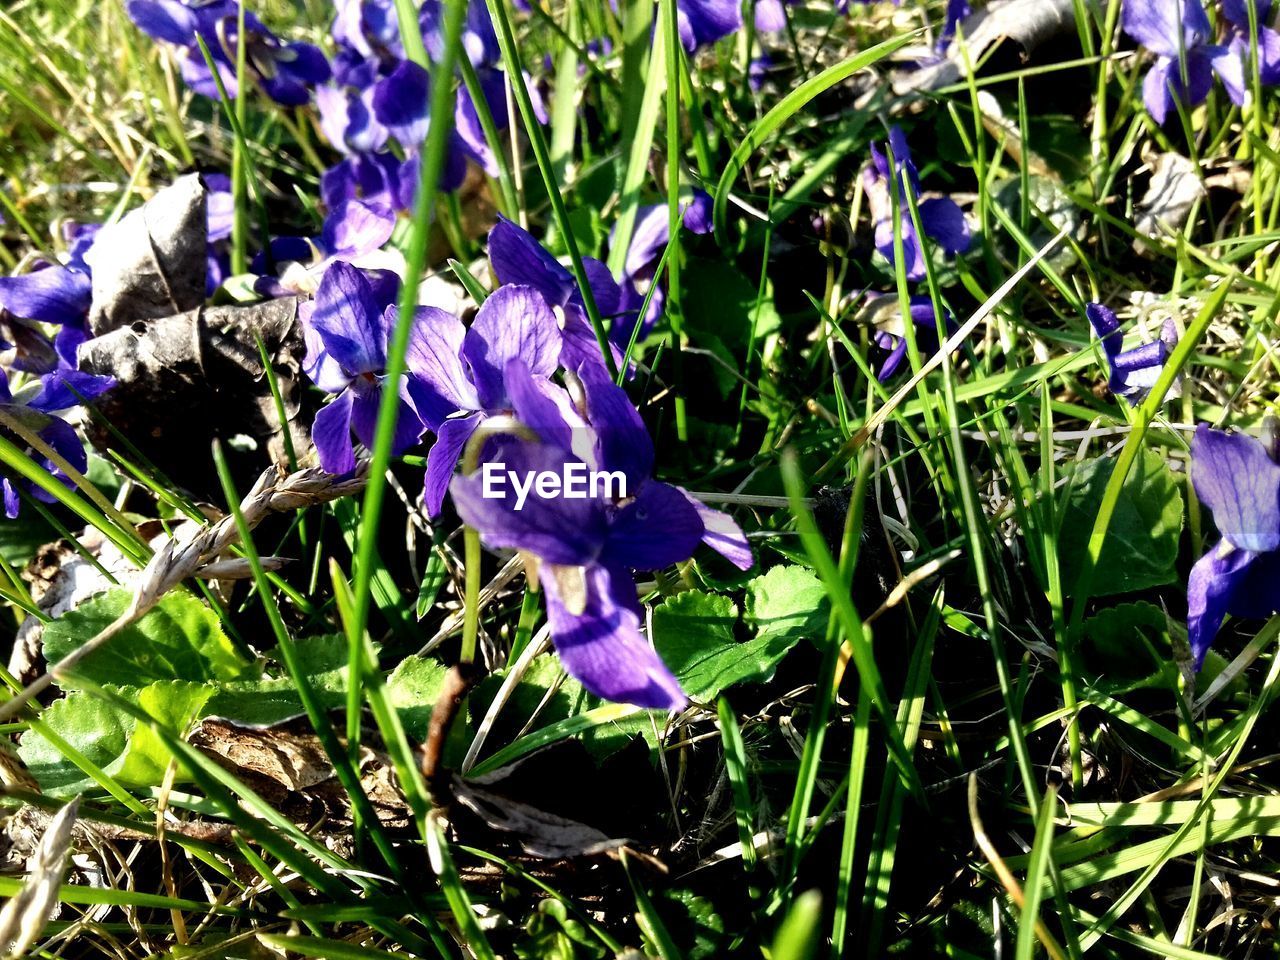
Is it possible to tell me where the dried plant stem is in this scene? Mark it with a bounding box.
[967,774,1067,960]
[0,464,368,723]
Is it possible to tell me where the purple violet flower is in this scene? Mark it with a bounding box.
[1186,423,1280,666]
[404,284,563,516]
[676,0,744,50]
[331,0,404,64]
[609,192,713,350]
[253,199,399,298]
[0,366,114,518]
[940,0,971,46]
[302,261,430,473]
[1086,303,1181,401]
[487,215,623,374]
[1122,0,1245,123]
[127,0,331,105]
[1223,0,1280,84]
[863,126,971,283]
[869,295,953,382]
[450,363,751,709]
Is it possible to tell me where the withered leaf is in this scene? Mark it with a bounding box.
[85,174,208,336]
[450,775,630,859]
[78,297,308,495]
[896,0,1083,93]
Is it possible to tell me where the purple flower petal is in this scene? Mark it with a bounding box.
[127,0,198,43]
[313,387,357,473]
[688,496,754,569]
[282,41,331,85]
[577,257,621,319]
[462,284,561,409]
[450,438,608,566]
[543,562,686,710]
[487,215,576,307]
[1086,302,1123,358]
[503,359,579,453]
[320,199,395,258]
[919,196,971,254]
[373,60,431,147]
[754,0,787,32]
[301,303,353,394]
[0,266,91,325]
[309,261,390,375]
[348,377,423,456]
[404,305,480,430]
[29,370,115,412]
[424,412,481,517]
[1191,424,1280,553]
[579,364,654,488]
[676,0,743,50]
[1223,0,1273,26]
[3,479,19,519]
[1187,542,1255,667]
[1209,43,1247,105]
[1124,0,1210,57]
[601,481,705,570]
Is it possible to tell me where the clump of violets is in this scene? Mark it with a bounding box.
[1122,0,1244,123]
[1085,303,1180,402]
[450,364,751,709]
[0,366,114,518]
[127,0,330,105]
[301,261,430,473]
[318,0,543,211]
[1186,422,1280,666]
[863,126,971,283]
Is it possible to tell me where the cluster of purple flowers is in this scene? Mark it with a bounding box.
[1123,0,1280,123]
[127,0,330,104]
[299,222,751,708]
[0,230,117,517]
[859,126,970,381]
[318,0,546,213]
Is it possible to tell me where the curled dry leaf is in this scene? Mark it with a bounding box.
[449,774,631,859]
[1135,152,1206,249]
[78,297,308,494]
[0,796,79,959]
[191,718,413,841]
[85,174,208,336]
[896,0,1082,93]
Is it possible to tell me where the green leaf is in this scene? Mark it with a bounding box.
[206,634,374,727]
[745,565,829,645]
[42,589,251,688]
[653,589,800,701]
[113,680,213,784]
[385,655,449,742]
[1057,449,1184,597]
[682,258,779,352]
[1082,602,1171,681]
[19,680,212,795]
[19,692,132,795]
